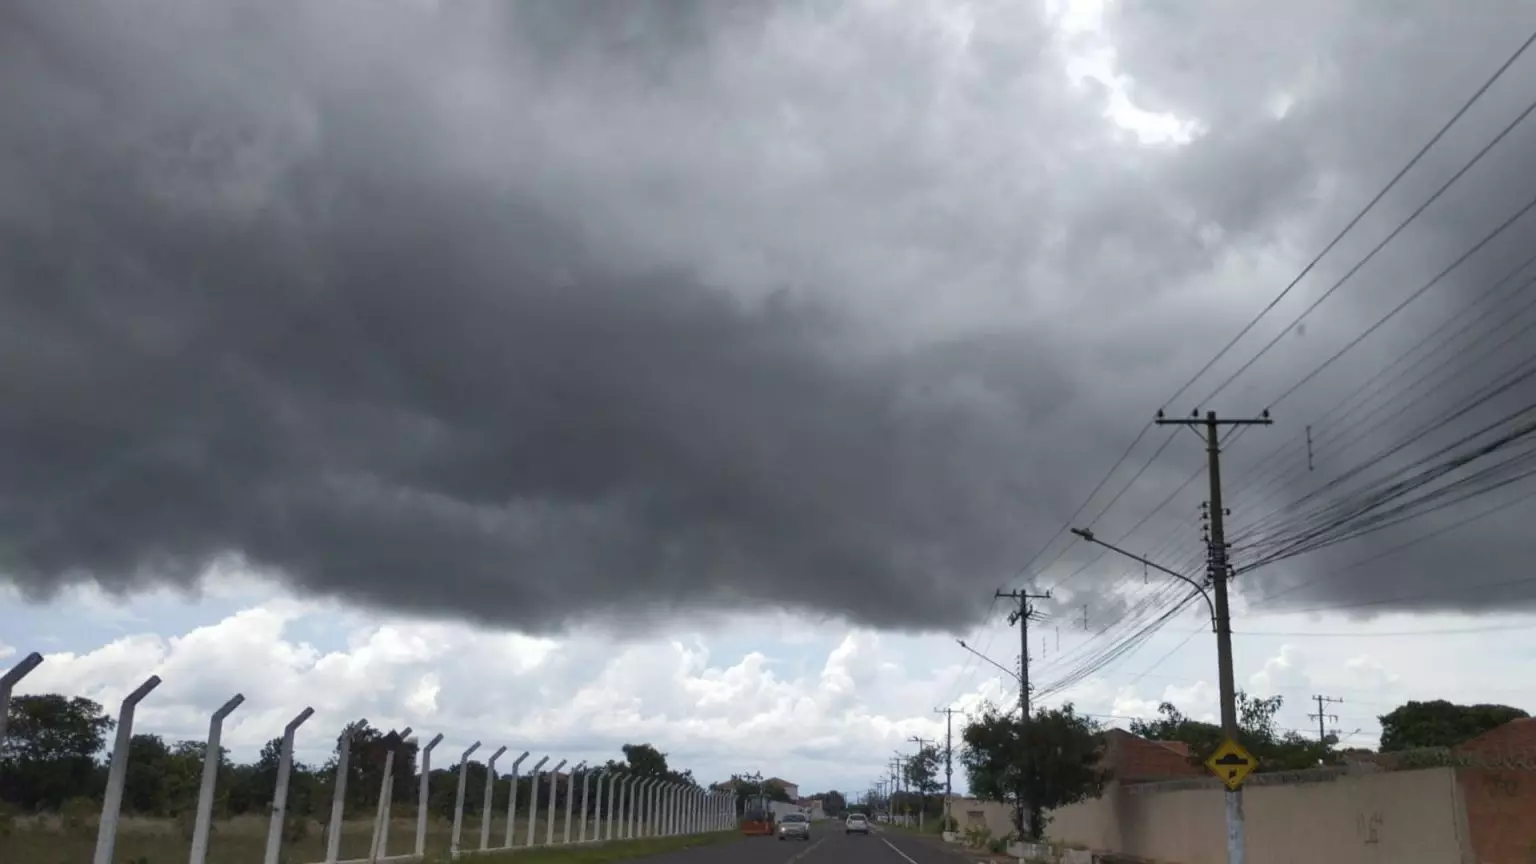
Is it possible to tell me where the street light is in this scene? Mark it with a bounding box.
[955,639,1023,686]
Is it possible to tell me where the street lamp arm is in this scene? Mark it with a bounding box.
[1069,527,1215,625]
[954,638,1023,685]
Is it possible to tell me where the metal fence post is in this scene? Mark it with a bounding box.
[627,778,639,838]
[321,722,353,854]
[502,751,529,848]
[416,734,444,859]
[261,707,314,864]
[632,776,643,839]
[578,768,593,842]
[586,771,602,842]
[526,756,549,848]
[606,774,621,840]
[93,675,161,864]
[658,783,669,836]
[369,726,411,861]
[188,693,244,864]
[645,774,657,836]
[450,740,481,859]
[634,779,646,838]
[323,723,358,864]
[479,745,507,851]
[0,651,43,751]
[563,762,582,845]
[545,759,567,845]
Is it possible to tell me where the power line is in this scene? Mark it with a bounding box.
[1220,250,1536,514]
[1265,183,1536,411]
[1241,477,1536,609]
[1164,27,1536,410]
[1236,621,1533,637]
[1207,89,1536,408]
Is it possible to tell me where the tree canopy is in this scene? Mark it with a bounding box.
[599,742,695,785]
[960,702,1106,839]
[813,789,846,815]
[902,744,943,798]
[1378,700,1529,752]
[1129,691,1333,772]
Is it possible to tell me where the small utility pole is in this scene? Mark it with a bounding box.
[1310,695,1343,743]
[997,587,1050,838]
[1156,408,1271,864]
[934,707,957,829]
[908,736,933,831]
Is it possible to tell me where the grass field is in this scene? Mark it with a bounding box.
[0,813,702,864]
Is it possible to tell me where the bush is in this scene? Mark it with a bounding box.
[60,797,96,837]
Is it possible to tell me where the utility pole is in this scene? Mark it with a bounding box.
[1310,695,1343,743]
[996,587,1050,838]
[934,707,957,829]
[908,736,933,831]
[1155,408,1272,864]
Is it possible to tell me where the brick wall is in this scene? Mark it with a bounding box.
[1453,718,1536,863]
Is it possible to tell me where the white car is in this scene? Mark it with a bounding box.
[845,813,870,835]
[778,812,811,841]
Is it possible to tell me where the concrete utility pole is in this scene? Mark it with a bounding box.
[1310,695,1343,743]
[908,736,933,831]
[1071,409,1270,864]
[996,587,1050,838]
[1156,408,1271,864]
[933,706,957,828]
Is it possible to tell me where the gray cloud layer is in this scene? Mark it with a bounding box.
[3,0,1536,632]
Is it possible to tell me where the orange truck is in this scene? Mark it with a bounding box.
[740,793,774,836]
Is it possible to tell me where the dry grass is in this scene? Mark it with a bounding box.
[0,813,679,864]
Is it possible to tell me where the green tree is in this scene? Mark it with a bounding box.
[903,745,943,797]
[816,789,846,816]
[1130,692,1334,772]
[1378,700,1528,751]
[0,694,113,810]
[601,743,695,786]
[961,702,1106,840]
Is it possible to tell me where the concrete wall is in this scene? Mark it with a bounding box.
[1047,767,1473,864]
[947,796,1015,841]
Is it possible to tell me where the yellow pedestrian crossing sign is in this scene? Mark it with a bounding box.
[1205,738,1258,790]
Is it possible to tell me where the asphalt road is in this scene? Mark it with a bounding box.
[623,825,968,864]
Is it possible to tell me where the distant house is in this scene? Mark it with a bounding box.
[764,777,799,799]
[1101,729,1206,782]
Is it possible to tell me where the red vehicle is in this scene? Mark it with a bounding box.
[740,793,774,836]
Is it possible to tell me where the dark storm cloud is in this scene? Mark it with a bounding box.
[0,0,1134,634]
[4,0,1536,631]
[1076,0,1536,617]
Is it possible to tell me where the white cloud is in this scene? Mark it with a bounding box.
[8,591,1534,796]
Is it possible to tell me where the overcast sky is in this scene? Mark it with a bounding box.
[4,0,1536,796]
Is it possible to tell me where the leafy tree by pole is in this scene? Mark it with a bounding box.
[961,702,1106,839]
[1378,700,1529,752]
[1131,691,1336,771]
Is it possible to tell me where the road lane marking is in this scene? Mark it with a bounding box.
[880,836,921,864]
[784,837,826,863]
